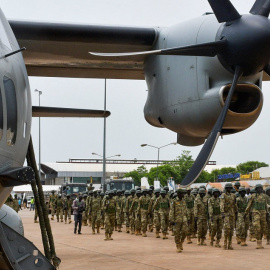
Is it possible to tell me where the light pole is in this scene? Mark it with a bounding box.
[92,152,121,190]
[35,89,42,179]
[141,143,177,181]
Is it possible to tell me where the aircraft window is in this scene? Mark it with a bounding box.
[23,122,27,138]
[0,20,11,50]
[4,76,17,146]
[0,88,3,140]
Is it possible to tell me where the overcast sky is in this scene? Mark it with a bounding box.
[1,0,270,168]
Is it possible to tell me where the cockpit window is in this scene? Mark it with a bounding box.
[4,76,17,146]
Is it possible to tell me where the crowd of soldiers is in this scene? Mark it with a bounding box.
[45,181,270,253]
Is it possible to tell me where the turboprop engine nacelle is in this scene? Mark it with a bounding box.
[144,14,263,146]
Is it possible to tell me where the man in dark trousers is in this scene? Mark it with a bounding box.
[72,195,85,234]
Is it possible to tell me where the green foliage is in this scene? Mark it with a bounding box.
[148,164,177,186]
[124,165,148,186]
[236,161,269,174]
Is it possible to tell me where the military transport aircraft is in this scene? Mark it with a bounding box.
[1,0,270,269]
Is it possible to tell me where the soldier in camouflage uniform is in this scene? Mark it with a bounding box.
[87,191,94,226]
[130,190,142,235]
[82,193,88,226]
[245,184,268,249]
[55,194,64,222]
[13,195,19,213]
[154,190,170,239]
[123,190,131,233]
[148,186,154,232]
[265,187,270,245]
[185,187,195,243]
[220,182,237,250]
[49,190,57,220]
[194,188,208,246]
[208,188,223,247]
[126,189,136,234]
[103,190,116,240]
[236,187,249,246]
[153,189,162,238]
[248,188,257,242]
[169,188,189,253]
[63,194,72,224]
[138,189,151,237]
[204,188,212,239]
[234,181,241,192]
[90,190,102,234]
[115,190,123,232]
[100,192,105,229]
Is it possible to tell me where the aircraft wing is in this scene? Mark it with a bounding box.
[9,20,158,80]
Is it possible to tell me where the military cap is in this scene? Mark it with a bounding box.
[124,190,131,195]
[83,193,88,197]
[66,194,70,197]
[58,194,61,197]
[207,188,213,192]
[160,190,166,194]
[105,191,109,195]
[154,189,161,193]
[212,188,220,193]
[231,189,236,193]
[238,187,246,193]
[100,192,105,196]
[109,190,115,194]
[149,185,154,190]
[199,185,206,189]
[250,188,256,194]
[265,187,270,192]
[225,182,233,188]
[255,184,263,189]
[186,187,191,191]
[88,190,94,194]
[78,195,83,199]
[136,190,142,194]
[93,190,98,193]
[191,189,198,195]
[117,190,122,193]
[198,188,206,194]
[163,186,169,190]
[176,188,185,194]
[51,190,55,193]
[136,187,141,191]
[234,181,241,186]
[113,188,117,191]
[130,189,135,193]
[142,189,148,193]
[235,192,240,197]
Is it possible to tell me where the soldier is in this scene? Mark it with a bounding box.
[90,190,102,234]
[34,201,38,223]
[234,181,241,192]
[148,188,154,232]
[49,190,57,221]
[185,187,195,243]
[265,187,270,245]
[204,188,212,239]
[208,188,223,247]
[130,190,142,235]
[87,191,94,226]
[63,194,72,224]
[220,182,237,250]
[115,190,123,232]
[152,189,162,238]
[56,194,64,222]
[103,190,116,240]
[236,187,249,246]
[82,193,88,226]
[169,188,189,253]
[123,190,131,233]
[154,190,170,239]
[126,189,136,234]
[100,192,105,229]
[194,188,208,246]
[13,194,19,213]
[245,184,268,249]
[72,195,85,234]
[248,188,257,242]
[138,189,151,237]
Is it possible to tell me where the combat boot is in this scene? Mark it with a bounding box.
[61,219,63,222]
[131,228,135,235]
[149,225,153,232]
[104,233,109,240]
[156,231,160,238]
[210,237,214,246]
[200,238,206,246]
[236,236,241,244]
[267,237,270,245]
[162,233,166,239]
[108,234,113,240]
[186,236,192,244]
[180,240,184,250]
[176,244,182,253]
[34,220,39,223]
[74,228,76,234]
[118,226,122,232]
[171,230,175,236]
[142,231,147,237]
[92,229,95,235]
[97,227,100,234]
[256,240,264,249]
[191,233,197,238]
[51,216,54,221]
[138,230,142,235]
[126,227,130,233]
[250,235,256,242]
[215,239,221,248]
[228,237,233,250]
[65,221,67,224]
[197,237,201,245]
[69,219,72,224]
[240,238,248,246]
[223,237,228,250]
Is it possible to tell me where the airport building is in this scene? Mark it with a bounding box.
[41,158,217,185]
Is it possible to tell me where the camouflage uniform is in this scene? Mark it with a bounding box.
[49,193,57,220]
[130,192,141,235]
[123,191,131,233]
[236,193,249,246]
[154,192,170,239]
[152,191,161,238]
[203,192,211,238]
[194,191,208,245]
[13,199,19,213]
[169,190,189,252]
[56,196,64,222]
[220,190,237,249]
[245,188,267,248]
[63,196,73,224]
[115,193,123,232]
[103,193,116,240]
[82,195,89,226]
[100,193,105,229]
[138,191,151,237]
[126,192,136,234]
[90,194,102,234]
[208,195,223,247]
[266,189,270,245]
[185,192,195,242]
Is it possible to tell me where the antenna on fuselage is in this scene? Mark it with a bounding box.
[4,47,26,58]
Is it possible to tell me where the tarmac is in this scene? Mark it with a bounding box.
[19,209,269,270]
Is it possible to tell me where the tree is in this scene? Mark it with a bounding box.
[236,161,269,174]
[148,164,177,186]
[124,165,148,186]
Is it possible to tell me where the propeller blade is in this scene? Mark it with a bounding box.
[264,64,270,76]
[208,0,241,23]
[250,0,270,17]
[180,66,243,187]
[32,106,110,118]
[89,39,227,57]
